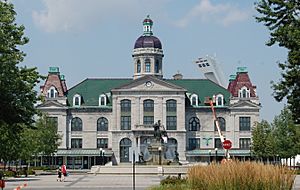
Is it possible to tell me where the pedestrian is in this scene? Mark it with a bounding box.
[57,167,62,182]
[61,163,67,181]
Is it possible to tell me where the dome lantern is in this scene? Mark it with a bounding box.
[143,15,153,36]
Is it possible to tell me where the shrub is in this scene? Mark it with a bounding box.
[188,161,295,190]
[160,176,187,186]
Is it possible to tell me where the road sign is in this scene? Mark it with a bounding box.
[223,140,232,149]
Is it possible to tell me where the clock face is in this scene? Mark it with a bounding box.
[145,81,152,87]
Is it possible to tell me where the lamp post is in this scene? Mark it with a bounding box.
[214,148,218,163]
[208,150,211,165]
[133,150,135,190]
[158,146,162,165]
[99,148,104,165]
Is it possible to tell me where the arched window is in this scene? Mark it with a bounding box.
[216,94,224,106]
[73,94,81,107]
[239,86,250,98]
[47,86,57,98]
[137,60,141,73]
[119,138,132,162]
[71,117,82,131]
[99,94,106,106]
[166,99,177,130]
[143,99,154,125]
[97,117,108,131]
[155,60,159,73]
[215,117,226,131]
[145,58,151,73]
[190,94,198,106]
[121,99,131,130]
[189,117,200,131]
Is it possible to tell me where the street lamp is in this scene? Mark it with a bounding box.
[214,148,218,163]
[208,150,211,165]
[158,146,162,165]
[99,148,105,165]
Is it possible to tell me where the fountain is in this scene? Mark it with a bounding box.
[137,120,179,165]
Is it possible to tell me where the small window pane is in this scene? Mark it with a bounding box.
[71,138,82,148]
[97,117,108,131]
[239,117,251,131]
[71,117,82,131]
[97,138,108,148]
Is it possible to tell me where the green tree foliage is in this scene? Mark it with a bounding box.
[0,1,41,126]
[252,120,275,159]
[20,115,61,163]
[255,0,300,124]
[272,107,299,159]
[0,1,42,163]
[252,107,300,161]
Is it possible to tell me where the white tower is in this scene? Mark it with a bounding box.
[194,55,226,88]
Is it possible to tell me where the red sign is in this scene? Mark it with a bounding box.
[223,140,232,149]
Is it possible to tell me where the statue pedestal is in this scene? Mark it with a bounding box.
[147,140,168,165]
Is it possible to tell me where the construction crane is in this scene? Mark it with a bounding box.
[207,98,231,160]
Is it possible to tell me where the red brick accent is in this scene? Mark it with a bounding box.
[227,73,256,97]
[42,74,67,97]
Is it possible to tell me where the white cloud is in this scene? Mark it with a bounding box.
[32,0,140,33]
[175,0,250,28]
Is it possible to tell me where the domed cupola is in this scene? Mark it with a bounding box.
[133,15,164,80]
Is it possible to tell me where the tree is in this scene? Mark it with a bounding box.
[255,0,300,124]
[272,107,299,159]
[0,1,41,126]
[0,1,42,163]
[252,120,275,160]
[20,115,61,165]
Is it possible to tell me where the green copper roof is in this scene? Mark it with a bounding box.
[67,78,230,107]
[167,79,230,106]
[67,78,132,106]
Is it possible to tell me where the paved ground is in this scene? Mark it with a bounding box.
[4,174,163,190]
[3,174,300,190]
[292,175,300,190]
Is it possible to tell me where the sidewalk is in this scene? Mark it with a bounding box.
[292,175,300,190]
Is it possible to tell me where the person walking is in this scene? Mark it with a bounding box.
[57,167,62,182]
[61,163,67,182]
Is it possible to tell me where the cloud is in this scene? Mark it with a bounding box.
[175,0,250,27]
[32,0,141,33]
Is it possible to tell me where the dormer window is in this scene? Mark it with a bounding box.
[47,86,57,98]
[190,94,198,106]
[216,94,224,106]
[73,94,81,107]
[239,86,250,98]
[99,94,107,106]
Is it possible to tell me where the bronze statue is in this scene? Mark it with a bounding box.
[153,120,162,141]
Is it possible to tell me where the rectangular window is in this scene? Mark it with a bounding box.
[166,101,177,112]
[97,138,108,149]
[71,138,82,148]
[188,138,200,150]
[121,116,131,130]
[143,116,154,125]
[166,116,177,130]
[239,138,251,149]
[214,138,223,149]
[239,117,251,131]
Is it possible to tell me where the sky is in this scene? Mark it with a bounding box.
[11,0,287,122]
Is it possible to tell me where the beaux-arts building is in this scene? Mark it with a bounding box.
[38,16,260,169]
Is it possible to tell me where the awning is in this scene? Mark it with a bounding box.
[186,149,250,157]
[55,149,114,157]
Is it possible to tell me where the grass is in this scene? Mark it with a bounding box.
[149,161,295,190]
